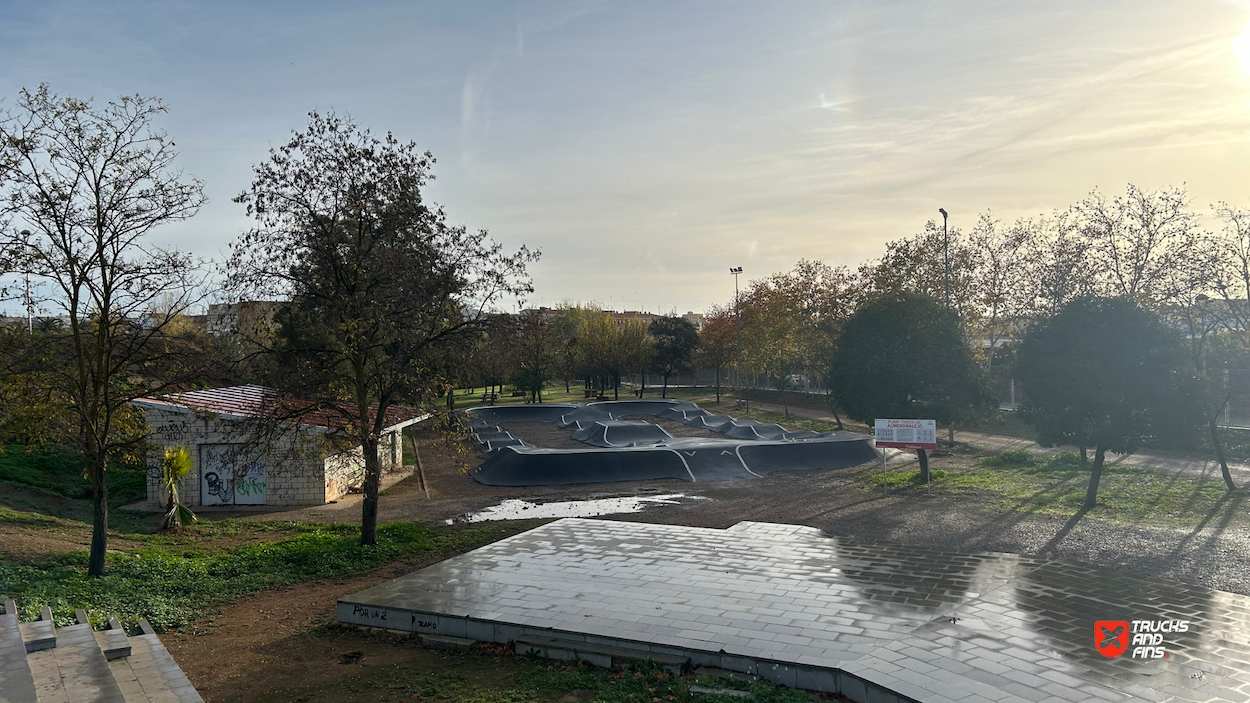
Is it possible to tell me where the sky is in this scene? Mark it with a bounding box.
[3,0,1250,315]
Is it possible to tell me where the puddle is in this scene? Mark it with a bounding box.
[447,494,706,524]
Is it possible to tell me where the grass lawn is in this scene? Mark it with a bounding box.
[877,450,1249,528]
[0,506,530,630]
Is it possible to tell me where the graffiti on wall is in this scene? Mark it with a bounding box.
[200,444,267,505]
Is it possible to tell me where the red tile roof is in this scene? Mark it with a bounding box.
[135,385,427,431]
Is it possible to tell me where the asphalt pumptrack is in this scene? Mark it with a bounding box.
[337,400,1250,702]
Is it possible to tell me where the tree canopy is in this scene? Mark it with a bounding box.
[649,315,698,398]
[227,111,535,545]
[833,291,995,427]
[0,85,207,576]
[1016,296,1202,508]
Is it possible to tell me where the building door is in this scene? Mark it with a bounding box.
[200,444,267,505]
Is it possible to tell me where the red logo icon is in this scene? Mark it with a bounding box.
[1095,620,1129,658]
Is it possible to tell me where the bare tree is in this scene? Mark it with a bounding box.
[0,85,206,576]
[1078,184,1206,307]
[1021,210,1094,318]
[967,213,1032,369]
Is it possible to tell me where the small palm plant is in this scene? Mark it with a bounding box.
[160,446,198,531]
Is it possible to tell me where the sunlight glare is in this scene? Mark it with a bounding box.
[1235,20,1250,74]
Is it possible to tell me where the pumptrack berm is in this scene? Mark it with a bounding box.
[463,399,879,486]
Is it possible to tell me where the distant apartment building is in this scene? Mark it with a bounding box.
[519,307,704,330]
[205,301,283,337]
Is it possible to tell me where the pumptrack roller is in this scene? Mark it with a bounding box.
[463,400,881,486]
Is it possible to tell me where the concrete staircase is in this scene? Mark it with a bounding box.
[0,600,202,703]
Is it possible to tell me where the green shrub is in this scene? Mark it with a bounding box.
[978,450,1035,468]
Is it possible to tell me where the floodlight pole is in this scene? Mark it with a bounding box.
[939,208,950,307]
[730,267,743,405]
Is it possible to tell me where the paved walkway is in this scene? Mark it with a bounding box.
[340,518,1250,703]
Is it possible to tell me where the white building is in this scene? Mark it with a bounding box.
[132,385,427,508]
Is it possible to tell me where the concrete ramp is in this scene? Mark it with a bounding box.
[472,446,694,485]
[474,435,876,485]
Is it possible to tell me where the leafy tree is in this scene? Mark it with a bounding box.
[1020,209,1095,318]
[1016,297,1203,508]
[0,86,207,576]
[859,219,981,334]
[967,214,1032,369]
[696,305,736,403]
[765,260,859,426]
[228,111,534,545]
[552,304,590,394]
[514,312,559,402]
[833,291,995,481]
[649,315,698,398]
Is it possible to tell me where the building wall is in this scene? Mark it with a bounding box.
[142,406,328,508]
[142,405,409,507]
[323,429,404,501]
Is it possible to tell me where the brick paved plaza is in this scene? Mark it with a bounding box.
[338,519,1250,703]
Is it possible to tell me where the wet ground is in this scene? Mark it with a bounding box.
[229,402,1250,599]
[342,518,1250,702]
[445,493,707,523]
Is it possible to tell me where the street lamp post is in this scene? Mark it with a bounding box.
[939,209,953,446]
[19,230,32,334]
[730,266,743,406]
[939,208,950,307]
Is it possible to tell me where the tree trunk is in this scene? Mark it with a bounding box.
[1084,446,1106,509]
[662,373,668,399]
[1209,410,1235,491]
[823,390,844,430]
[918,448,930,484]
[715,366,721,403]
[87,455,108,576]
[361,435,382,546]
[1079,445,1087,470]
[410,433,429,499]
[779,384,789,420]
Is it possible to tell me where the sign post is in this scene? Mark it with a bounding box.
[874,419,937,494]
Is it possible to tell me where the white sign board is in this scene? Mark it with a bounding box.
[874,419,937,450]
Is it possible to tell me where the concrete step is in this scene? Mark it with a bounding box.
[418,634,477,651]
[515,636,688,675]
[42,621,127,702]
[20,607,56,654]
[113,621,202,703]
[0,600,38,703]
[94,618,131,662]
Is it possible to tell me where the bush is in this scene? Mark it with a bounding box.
[979,450,1035,468]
